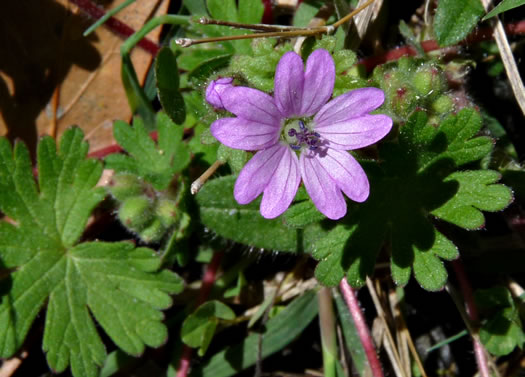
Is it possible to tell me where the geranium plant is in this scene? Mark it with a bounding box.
[0,0,524,376]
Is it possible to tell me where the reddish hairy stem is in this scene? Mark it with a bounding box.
[339,279,384,377]
[70,0,160,55]
[359,20,525,72]
[175,251,224,377]
[196,251,224,306]
[452,260,490,377]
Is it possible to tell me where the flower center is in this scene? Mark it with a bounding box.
[283,120,321,151]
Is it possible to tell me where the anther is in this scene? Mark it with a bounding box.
[288,128,297,137]
[298,120,306,130]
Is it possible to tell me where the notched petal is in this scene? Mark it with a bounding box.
[260,147,300,219]
[316,149,369,202]
[300,49,335,116]
[300,152,347,220]
[274,51,305,117]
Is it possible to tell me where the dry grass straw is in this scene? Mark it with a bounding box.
[480,0,525,117]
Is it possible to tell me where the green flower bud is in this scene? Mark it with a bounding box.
[118,196,153,231]
[156,198,178,228]
[109,173,143,201]
[413,70,433,97]
[432,95,454,114]
[139,219,165,243]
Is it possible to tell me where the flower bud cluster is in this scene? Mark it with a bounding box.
[373,57,455,124]
[109,173,182,243]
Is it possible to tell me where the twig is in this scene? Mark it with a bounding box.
[190,160,224,195]
[197,17,299,32]
[177,0,377,47]
[176,28,330,47]
[449,260,491,377]
[0,350,28,377]
[339,279,385,377]
[175,251,225,377]
[332,0,375,28]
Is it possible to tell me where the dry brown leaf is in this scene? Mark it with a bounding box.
[0,0,168,155]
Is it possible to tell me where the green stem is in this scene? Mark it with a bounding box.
[318,287,338,377]
[120,15,190,56]
[83,0,137,36]
[119,15,189,128]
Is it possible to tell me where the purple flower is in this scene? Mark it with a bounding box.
[207,49,392,220]
[206,77,234,110]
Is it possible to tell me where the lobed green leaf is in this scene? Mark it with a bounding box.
[313,109,503,290]
[181,300,236,356]
[432,170,513,229]
[105,114,190,191]
[0,129,183,377]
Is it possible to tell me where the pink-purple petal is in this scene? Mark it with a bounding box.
[274,51,305,117]
[300,49,335,116]
[315,114,393,150]
[234,144,288,205]
[314,87,385,127]
[316,149,369,202]
[211,118,280,151]
[260,147,300,219]
[221,87,281,125]
[300,152,347,220]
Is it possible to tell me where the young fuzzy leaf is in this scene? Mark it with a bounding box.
[313,109,509,291]
[434,0,484,46]
[0,128,183,377]
[181,300,235,356]
[105,113,190,191]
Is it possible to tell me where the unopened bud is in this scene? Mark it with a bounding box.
[205,77,234,110]
[118,196,153,231]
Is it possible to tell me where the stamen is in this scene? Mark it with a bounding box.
[285,120,322,152]
[299,121,306,130]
